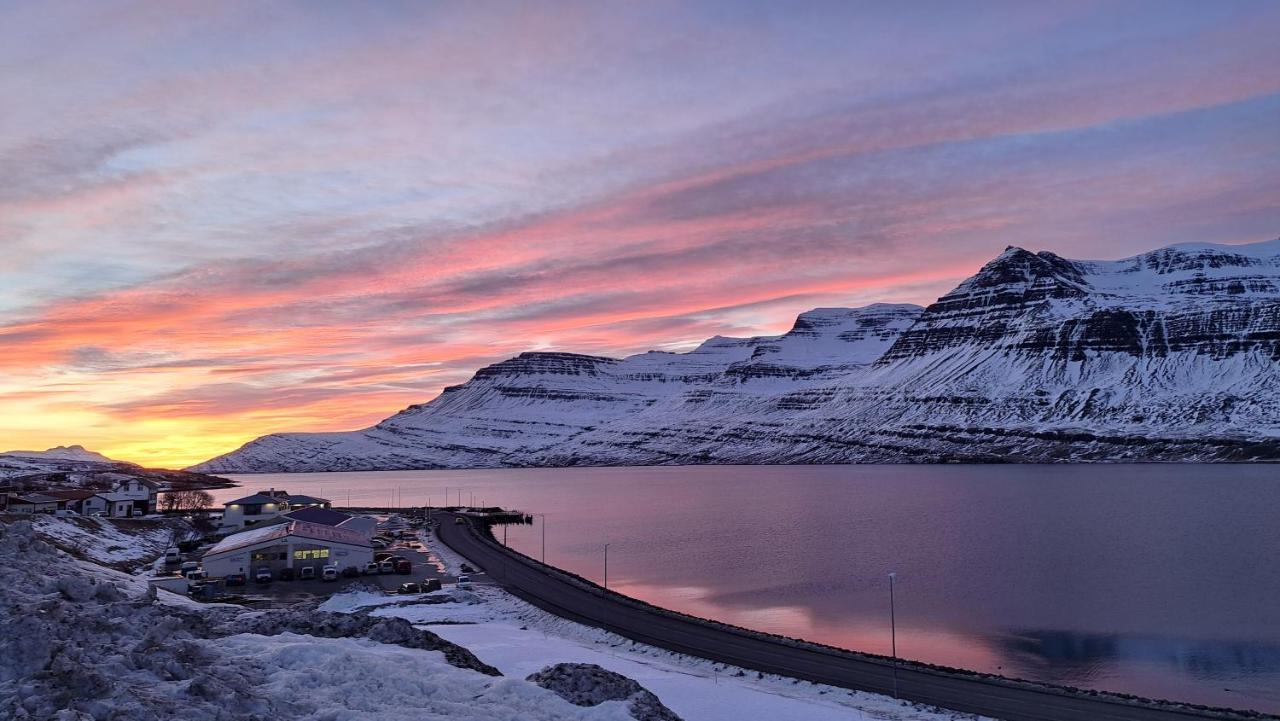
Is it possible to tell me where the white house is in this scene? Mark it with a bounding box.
[79,477,160,518]
[109,477,160,515]
[219,489,331,530]
[201,519,372,578]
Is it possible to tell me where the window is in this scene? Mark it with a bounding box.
[292,548,329,560]
[251,551,286,561]
[243,504,262,516]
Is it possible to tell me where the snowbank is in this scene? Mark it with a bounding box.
[0,519,692,721]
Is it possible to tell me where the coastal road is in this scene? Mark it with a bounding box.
[437,513,1266,721]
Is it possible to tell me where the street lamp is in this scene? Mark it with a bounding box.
[535,513,546,563]
[603,543,610,590]
[889,572,899,699]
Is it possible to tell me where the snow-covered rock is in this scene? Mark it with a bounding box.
[192,238,1280,471]
[529,663,683,721]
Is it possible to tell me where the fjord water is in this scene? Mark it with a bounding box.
[219,465,1280,713]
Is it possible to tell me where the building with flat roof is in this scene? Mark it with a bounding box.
[201,519,371,579]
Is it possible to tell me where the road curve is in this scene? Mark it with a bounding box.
[436,513,1267,721]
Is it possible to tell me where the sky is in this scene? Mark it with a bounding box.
[1,0,1278,468]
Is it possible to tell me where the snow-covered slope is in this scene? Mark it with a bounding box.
[192,239,1280,472]
[3,444,114,463]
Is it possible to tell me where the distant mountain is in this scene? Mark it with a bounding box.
[3,445,115,463]
[191,238,1280,473]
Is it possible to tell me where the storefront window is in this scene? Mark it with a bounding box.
[292,548,329,560]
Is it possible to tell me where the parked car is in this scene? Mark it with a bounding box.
[278,567,295,581]
[254,568,271,584]
[422,578,442,592]
[164,548,181,563]
[362,562,380,575]
[185,569,207,581]
[341,565,360,578]
[225,573,246,587]
[299,566,316,580]
[398,582,422,594]
[378,560,394,574]
[394,558,412,575]
[371,539,388,550]
[456,575,472,588]
[321,565,338,581]
[180,561,199,574]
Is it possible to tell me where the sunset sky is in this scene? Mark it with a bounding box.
[2,1,1278,468]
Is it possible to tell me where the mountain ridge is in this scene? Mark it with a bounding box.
[190,238,1280,473]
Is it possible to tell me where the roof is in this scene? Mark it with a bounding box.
[223,493,284,506]
[223,492,330,507]
[40,489,98,501]
[336,516,378,536]
[204,519,371,558]
[282,494,329,505]
[283,506,351,526]
[11,493,60,504]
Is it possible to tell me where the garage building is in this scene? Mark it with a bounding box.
[202,519,372,579]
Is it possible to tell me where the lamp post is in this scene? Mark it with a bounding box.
[603,543,610,590]
[535,513,546,563]
[889,572,899,699]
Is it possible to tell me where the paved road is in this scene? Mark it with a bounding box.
[437,513,1267,721]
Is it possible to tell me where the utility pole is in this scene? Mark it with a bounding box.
[536,513,546,563]
[604,543,610,590]
[889,572,899,699]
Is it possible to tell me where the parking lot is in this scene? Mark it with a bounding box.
[231,542,452,604]
[153,528,463,605]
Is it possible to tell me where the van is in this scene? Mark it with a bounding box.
[164,548,181,563]
[299,566,316,580]
[321,565,338,581]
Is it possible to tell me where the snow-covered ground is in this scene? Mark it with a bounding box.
[0,518,692,721]
[315,532,988,721]
[22,513,196,571]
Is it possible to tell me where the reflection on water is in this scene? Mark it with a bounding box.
[1003,629,1280,681]
[220,464,1280,713]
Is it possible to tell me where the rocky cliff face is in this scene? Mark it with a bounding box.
[191,239,1280,473]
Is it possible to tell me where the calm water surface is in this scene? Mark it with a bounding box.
[218,465,1280,713]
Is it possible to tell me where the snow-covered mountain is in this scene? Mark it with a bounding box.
[191,239,1280,473]
[3,445,114,463]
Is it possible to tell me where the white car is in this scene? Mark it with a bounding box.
[378,560,394,574]
[321,565,338,581]
[456,575,472,589]
[254,568,272,583]
[299,566,316,580]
